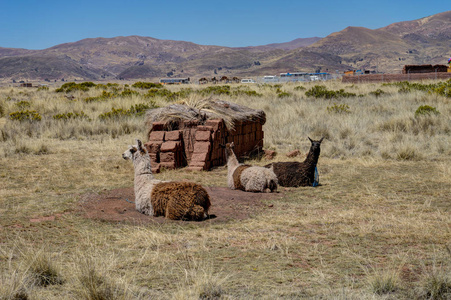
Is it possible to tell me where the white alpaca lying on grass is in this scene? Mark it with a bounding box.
[222,142,278,193]
[122,139,211,221]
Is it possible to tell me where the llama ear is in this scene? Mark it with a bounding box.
[136,139,144,151]
[319,137,324,143]
[230,142,235,148]
[219,143,226,148]
[308,137,313,143]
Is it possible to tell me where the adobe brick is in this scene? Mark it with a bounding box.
[160,162,176,170]
[197,125,214,132]
[193,141,211,153]
[160,152,175,163]
[188,160,206,167]
[149,130,165,141]
[195,130,211,142]
[191,152,209,162]
[205,119,224,131]
[165,130,182,141]
[145,141,162,154]
[160,141,181,152]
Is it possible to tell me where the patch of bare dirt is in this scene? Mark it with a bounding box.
[78,186,286,225]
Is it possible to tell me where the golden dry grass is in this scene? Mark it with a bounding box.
[0,80,450,299]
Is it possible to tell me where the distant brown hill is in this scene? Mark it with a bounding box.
[0,11,449,81]
[308,11,451,73]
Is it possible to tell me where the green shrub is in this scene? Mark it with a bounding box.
[84,91,116,102]
[53,111,90,120]
[9,110,42,122]
[197,85,231,96]
[327,103,351,114]
[305,85,356,99]
[369,89,386,98]
[15,101,31,109]
[55,82,96,93]
[0,102,4,117]
[232,90,263,97]
[277,92,291,98]
[120,89,139,97]
[132,81,162,89]
[145,88,172,98]
[415,105,440,117]
[37,85,49,91]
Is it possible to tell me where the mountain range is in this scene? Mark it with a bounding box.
[0,11,450,81]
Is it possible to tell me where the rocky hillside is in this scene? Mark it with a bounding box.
[0,11,449,81]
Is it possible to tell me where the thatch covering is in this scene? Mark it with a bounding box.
[145,99,266,132]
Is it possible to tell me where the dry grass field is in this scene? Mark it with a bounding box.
[0,80,450,299]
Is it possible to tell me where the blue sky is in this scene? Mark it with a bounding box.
[0,0,448,50]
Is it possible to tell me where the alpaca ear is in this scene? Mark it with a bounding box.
[136,139,144,151]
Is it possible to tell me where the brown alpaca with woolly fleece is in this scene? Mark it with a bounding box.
[151,182,211,221]
[122,139,211,221]
[265,137,324,187]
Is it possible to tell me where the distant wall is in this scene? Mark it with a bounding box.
[342,72,451,83]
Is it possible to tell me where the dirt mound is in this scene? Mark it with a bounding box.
[78,186,286,225]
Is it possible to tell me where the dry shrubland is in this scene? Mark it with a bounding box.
[0,80,450,299]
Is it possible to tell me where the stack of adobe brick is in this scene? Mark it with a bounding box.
[146,118,264,172]
[144,122,185,173]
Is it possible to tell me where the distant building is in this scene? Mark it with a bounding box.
[159,78,190,84]
[402,65,448,74]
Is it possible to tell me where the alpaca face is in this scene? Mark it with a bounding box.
[224,142,235,158]
[308,137,324,153]
[122,140,147,162]
[122,145,138,160]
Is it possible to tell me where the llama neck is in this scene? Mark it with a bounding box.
[303,148,320,168]
[226,150,240,172]
[132,156,155,215]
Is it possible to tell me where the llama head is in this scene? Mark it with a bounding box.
[308,137,324,154]
[122,139,146,160]
[122,139,153,174]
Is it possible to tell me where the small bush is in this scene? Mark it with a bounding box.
[56,82,96,93]
[415,105,440,117]
[294,86,306,91]
[53,111,90,121]
[84,91,116,103]
[197,85,231,96]
[145,88,172,98]
[232,90,263,97]
[99,103,154,120]
[369,89,386,98]
[369,271,399,295]
[277,92,291,98]
[15,101,31,110]
[9,110,42,122]
[305,85,356,99]
[37,85,49,91]
[120,89,139,97]
[27,253,64,287]
[132,81,162,89]
[327,103,351,114]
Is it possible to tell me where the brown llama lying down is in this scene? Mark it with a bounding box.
[265,137,323,187]
[122,139,211,221]
[222,142,278,193]
[151,181,211,221]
